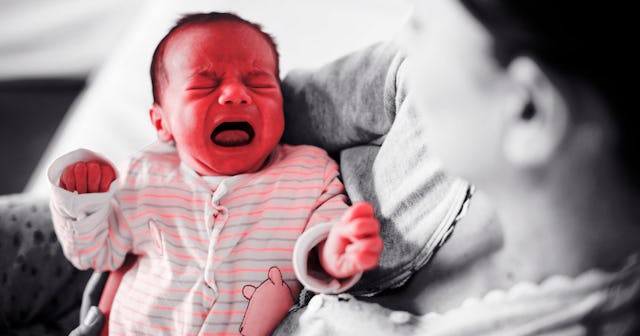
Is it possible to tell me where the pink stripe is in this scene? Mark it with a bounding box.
[133,229,149,239]
[128,258,198,276]
[104,246,111,269]
[285,157,327,165]
[156,228,209,243]
[139,301,243,316]
[124,177,190,186]
[131,228,210,245]
[120,193,208,204]
[163,246,206,261]
[138,266,212,288]
[119,282,209,317]
[262,169,327,177]
[227,205,312,218]
[109,225,129,252]
[313,214,332,222]
[118,216,133,235]
[230,247,294,254]
[110,312,177,332]
[92,252,100,268]
[125,275,217,303]
[224,186,321,203]
[126,210,203,222]
[129,161,178,172]
[216,267,294,274]
[230,159,326,194]
[131,154,180,166]
[76,239,104,256]
[73,230,102,241]
[217,226,303,241]
[151,266,202,276]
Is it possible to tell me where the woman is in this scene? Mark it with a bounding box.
[379,0,640,309]
[278,0,639,334]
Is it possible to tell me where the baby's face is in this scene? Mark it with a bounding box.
[156,21,283,176]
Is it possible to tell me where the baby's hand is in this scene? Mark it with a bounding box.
[319,202,383,279]
[59,161,115,194]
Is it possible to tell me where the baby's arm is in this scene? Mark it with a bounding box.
[293,158,383,293]
[48,149,133,272]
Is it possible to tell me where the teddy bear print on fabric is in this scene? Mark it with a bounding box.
[240,267,295,336]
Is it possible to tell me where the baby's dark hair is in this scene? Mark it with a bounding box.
[460,0,638,174]
[150,12,280,105]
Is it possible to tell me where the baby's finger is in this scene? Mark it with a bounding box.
[345,238,383,261]
[87,162,102,193]
[60,165,77,192]
[344,241,382,270]
[355,251,380,271]
[354,236,384,255]
[99,164,115,192]
[342,202,375,222]
[74,162,88,194]
[341,217,380,240]
[59,177,67,190]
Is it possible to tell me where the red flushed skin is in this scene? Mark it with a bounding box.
[59,161,115,194]
[150,20,284,176]
[320,202,383,279]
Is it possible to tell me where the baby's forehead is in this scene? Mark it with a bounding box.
[168,21,267,50]
[167,22,275,58]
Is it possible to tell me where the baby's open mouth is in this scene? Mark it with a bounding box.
[211,122,255,147]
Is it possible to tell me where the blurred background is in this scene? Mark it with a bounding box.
[0,0,410,196]
[0,0,145,194]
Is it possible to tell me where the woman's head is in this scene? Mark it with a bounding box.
[459,0,636,174]
[402,0,636,192]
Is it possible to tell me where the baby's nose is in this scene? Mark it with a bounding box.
[218,82,252,105]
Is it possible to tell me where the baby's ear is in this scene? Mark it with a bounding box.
[150,103,173,142]
[501,56,569,168]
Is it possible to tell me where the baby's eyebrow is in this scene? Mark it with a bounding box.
[189,69,220,80]
[245,69,275,78]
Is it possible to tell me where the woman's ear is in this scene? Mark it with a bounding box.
[150,103,173,142]
[501,56,569,168]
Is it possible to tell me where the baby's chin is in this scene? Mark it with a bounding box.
[187,153,268,177]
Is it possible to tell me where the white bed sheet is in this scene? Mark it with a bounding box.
[26,0,411,195]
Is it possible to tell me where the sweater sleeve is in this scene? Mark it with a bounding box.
[47,149,133,271]
[281,41,403,153]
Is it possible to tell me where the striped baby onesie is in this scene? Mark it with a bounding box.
[48,142,357,335]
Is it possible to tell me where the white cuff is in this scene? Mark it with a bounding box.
[47,148,119,218]
[293,222,362,294]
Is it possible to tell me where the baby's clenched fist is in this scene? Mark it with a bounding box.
[59,161,115,194]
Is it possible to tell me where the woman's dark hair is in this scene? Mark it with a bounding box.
[460,0,638,174]
[150,12,279,105]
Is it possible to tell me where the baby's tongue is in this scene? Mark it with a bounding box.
[213,130,251,147]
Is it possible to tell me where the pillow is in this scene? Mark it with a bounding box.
[26,0,411,195]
